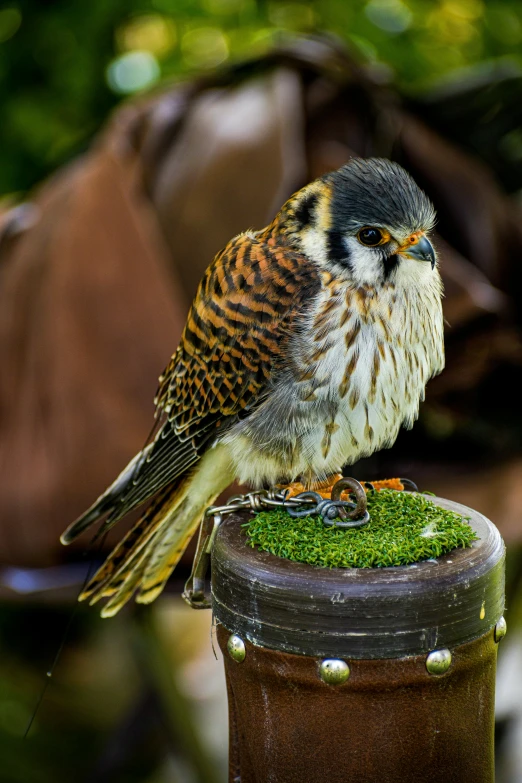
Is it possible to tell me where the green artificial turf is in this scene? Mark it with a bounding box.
[245,489,477,568]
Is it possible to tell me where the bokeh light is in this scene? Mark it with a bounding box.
[116,13,177,57]
[364,0,412,34]
[106,50,161,94]
[1,0,522,195]
[181,26,229,69]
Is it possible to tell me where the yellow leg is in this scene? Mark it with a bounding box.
[279,474,343,499]
[280,476,407,499]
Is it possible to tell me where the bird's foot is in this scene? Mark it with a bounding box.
[279,475,408,499]
[280,474,343,499]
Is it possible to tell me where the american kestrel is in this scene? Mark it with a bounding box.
[61,158,444,616]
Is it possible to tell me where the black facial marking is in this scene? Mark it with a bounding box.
[294,192,318,230]
[326,229,353,271]
[383,253,400,280]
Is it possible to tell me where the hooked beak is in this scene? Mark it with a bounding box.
[399,235,436,270]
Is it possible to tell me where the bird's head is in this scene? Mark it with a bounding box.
[285,158,437,287]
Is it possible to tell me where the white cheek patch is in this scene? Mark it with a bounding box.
[344,237,383,286]
[299,227,329,265]
[300,227,437,294]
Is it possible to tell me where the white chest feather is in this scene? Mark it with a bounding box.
[223,269,444,486]
[300,280,443,468]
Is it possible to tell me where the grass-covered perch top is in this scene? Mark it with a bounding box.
[245,489,477,569]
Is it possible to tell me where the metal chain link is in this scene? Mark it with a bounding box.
[183,477,370,609]
[204,478,370,528]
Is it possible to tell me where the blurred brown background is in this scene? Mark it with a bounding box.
[1,3,522,782]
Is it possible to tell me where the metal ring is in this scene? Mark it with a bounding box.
[324,509,371,529]
[330,478,368,521]
[316,498,353,517]
[320,499,356,525]
[286,491,323,518]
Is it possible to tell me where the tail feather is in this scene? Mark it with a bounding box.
[79,483,179,603]
[60,446,152,545]
[99,549,154,618]
[80,444,234,616]
[134,497,204,605]
[97,545,152,603]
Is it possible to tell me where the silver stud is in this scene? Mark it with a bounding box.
[319,658,350,685]
[494,616,507,643]
[426,648,452,675]
[227,634,246,663]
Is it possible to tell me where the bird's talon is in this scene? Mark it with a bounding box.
[279,474,343,500]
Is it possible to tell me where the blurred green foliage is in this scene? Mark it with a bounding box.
[1,0,522,196]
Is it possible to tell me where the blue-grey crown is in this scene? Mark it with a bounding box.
[327,158,436,235]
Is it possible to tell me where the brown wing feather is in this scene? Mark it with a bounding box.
[63,219,322,613]
[157,232,320,425]
[107,231,320,523]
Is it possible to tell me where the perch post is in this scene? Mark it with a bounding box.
[210,496,505,783]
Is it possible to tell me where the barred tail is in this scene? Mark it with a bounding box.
[80,445,234,617]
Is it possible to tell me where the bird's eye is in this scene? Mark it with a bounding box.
[357,227,384,247]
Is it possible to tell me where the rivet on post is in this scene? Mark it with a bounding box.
[319,658,350,685]
[494,616,507,643]
[426,648,452,675]
[227,634,246,663]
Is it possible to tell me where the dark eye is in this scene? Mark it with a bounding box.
[357,227,384,247]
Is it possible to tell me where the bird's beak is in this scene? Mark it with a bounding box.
[399,234,436,270]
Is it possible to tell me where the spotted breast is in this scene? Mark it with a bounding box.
[225,265,444,486]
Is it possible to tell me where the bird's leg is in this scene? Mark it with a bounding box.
[279,475,408,499]
[279,473,344,499]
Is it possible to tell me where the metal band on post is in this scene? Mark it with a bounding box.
[211,496,505,783]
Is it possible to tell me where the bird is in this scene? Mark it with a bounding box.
[61,157,444,617]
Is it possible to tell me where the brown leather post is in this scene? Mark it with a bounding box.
[212,497,505,783]
[217,627,497,783]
